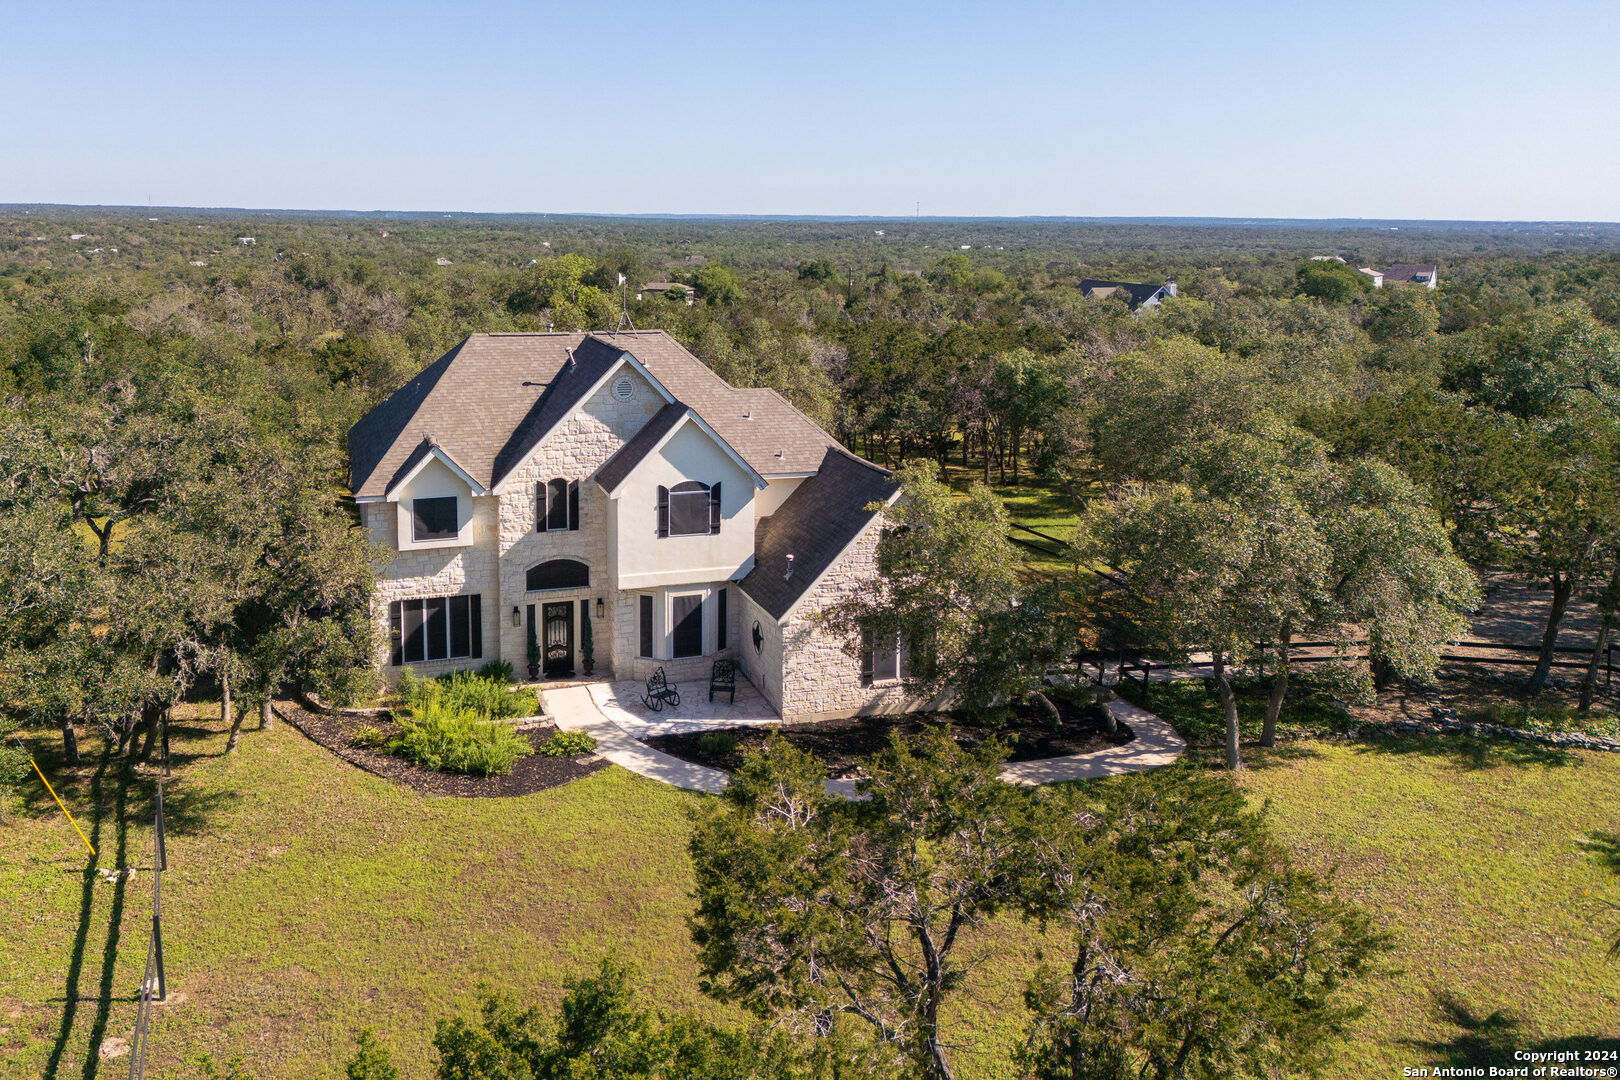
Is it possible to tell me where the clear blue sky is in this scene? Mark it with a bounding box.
[5,0,1617,220]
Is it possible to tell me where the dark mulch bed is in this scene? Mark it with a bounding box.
[279,701,606,797]
[645,694,1132,779]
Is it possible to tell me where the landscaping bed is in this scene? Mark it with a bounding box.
[280,702,606,797]
[644,695,1132,779]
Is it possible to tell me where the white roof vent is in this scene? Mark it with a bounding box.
[783,554,795,580]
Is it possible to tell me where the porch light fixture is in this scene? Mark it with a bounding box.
[595,596,605,618]
[511,606,521,627]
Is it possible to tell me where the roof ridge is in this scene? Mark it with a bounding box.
[824,445,893,476]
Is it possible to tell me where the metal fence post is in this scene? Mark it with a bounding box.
[152,813,166,1002]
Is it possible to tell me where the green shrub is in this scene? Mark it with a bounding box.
[697,731,739,755]
[389,712,532,776]
[399,668,536,721]
[1473,702,1620,739]
[345,1029,397,1080]
[539,730,598,757]
[349,725,389,751]
[477,659,515,683]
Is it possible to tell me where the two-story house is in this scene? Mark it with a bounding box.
[347,330,914,722]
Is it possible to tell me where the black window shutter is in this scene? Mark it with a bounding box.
[656,485,669,537]
[709,481,722,534]
[469,594,483,659]
[536,480,547,532]
[389,601,403,666]
[568,480,580,531]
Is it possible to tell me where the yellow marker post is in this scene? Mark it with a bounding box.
[29,756,96,858]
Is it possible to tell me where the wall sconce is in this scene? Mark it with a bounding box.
[595,597,605,618]
[511,606,521,627]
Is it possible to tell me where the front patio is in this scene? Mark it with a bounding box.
[586,669,781,739]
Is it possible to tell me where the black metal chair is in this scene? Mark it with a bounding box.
[709,659,736,704]
[642,667,680,711]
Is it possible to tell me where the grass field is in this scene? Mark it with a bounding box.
[2,701,1617,1079]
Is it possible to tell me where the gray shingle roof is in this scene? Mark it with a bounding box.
[737,448,899,621]
[1079,278,1167,310]
[1383,264,1438,283]
[348,330,842,498]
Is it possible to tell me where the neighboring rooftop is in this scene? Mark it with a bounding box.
[1079,278,1176,310]
[737,448,900,620]
[1383,263,1438,284]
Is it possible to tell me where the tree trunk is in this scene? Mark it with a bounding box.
[1580,617,1611,712]
[1527,571,1576,695]
[260,698,274,731]
[137,704,161,762]
[1261,621,1291,748]
[115,714,136,756]
[60,717,80,767]
[224,702,247,754]
[1212,650,1243,771]
[221,670,233,728]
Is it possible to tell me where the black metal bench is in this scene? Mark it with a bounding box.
[642,667,680,711]
[709,659,736,704]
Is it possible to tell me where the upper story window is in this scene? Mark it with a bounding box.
[538,478,580,533]
[657,481,721,538]
[412,496,459,541]
[860,627,909,686]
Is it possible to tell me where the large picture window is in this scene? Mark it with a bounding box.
[672,593,704,658]
[412,496,458,541]
[390,595,482,665]
[657,481,721,537]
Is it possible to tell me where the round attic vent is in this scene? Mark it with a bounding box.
[612,375,636,402]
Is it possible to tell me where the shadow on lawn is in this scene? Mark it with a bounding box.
[1348,732,1579,770]
[40,747,132,1080]
[1404,989,1620,1067]
[18,725,241,837]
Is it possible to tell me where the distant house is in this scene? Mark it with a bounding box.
[236,236,256,245]
[1080,278,1178,312]
[1382,263,1438,289]
[1310,255,1347,263]
[70,233,88,240]
[435,257,453,266]
[1357,268,1385,288]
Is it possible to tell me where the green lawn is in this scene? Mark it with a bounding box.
[3,703,1617,1079]
[940,463,1080,577]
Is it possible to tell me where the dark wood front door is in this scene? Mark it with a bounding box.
[543,601,574,677]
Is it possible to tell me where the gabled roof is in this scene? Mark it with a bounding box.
[737,449,900,622]
[1383,263,1438,282]
[593,402,768,495]
[348,330,842,499]
[1079,278,1167,310]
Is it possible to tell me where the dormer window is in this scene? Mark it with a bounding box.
[537,478,580,532]
[657,481,721,537]
[412,496,459,541]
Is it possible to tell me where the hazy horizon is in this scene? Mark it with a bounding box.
[6,0,1617,222]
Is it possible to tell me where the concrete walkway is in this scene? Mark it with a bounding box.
[546,685,1185,797]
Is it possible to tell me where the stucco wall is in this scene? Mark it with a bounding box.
[735,588,784,713]
[610,418,759,591]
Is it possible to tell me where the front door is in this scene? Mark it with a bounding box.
[543,601,574,677]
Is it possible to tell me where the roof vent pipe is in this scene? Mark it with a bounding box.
[783,554,795,580]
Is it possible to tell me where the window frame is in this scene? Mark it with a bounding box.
[538,478,581,533]
[411,496,459,542]
[671,591,704,659]
[860,626,908,686]
[667,481,712,537]
[390,594,483,666]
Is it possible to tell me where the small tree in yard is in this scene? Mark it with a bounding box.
[432,956,810,1080]
[818,460,1073,718]
[1017,766,1388,1080]
[690,731,1032,1080]
[346,1029,397,1080]
[1085,424,1334,769]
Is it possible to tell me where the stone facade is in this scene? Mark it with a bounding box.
[778,522,918,721]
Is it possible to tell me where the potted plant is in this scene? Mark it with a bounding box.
[581,608,595,677]
[526,617,541,681]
